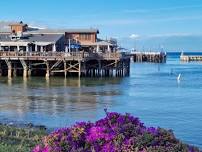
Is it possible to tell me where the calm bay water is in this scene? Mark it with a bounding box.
[0,52,202,148]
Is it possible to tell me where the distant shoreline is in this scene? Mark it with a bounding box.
[167,51,202,55]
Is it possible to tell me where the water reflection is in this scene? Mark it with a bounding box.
[7,78,12,86]
[0,77,123,120]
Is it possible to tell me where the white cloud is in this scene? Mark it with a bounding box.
[124,4,202,14]
[146,33,201,39]
[29,25,46,29]
[129,34,140,39]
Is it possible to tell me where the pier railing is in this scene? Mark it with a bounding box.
[0,51,126,60]
[131,51,166,55]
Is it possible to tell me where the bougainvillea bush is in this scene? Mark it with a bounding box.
[33,111,200,152]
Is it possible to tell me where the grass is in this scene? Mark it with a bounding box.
[0,124,47,152]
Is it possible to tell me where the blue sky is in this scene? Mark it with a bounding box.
[1,0,202,51]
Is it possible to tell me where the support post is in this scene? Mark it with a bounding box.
[28,69,32,77]
[65,45,68,53]
[13,64,17,77]
[8,68,12,78]
[27,61,32,77]
[40,46,43,52]
[35,44,37,52]
[96,45,99,52]
[46,61,50,78]
[17,45,20,52]
[5,60,12,78]
[68,39,71,52]
[20,60,28,78]
[78,61,81,77]
[98,60,101,77]
[26,46,29,52]
[52,44,56,52]
[23,68,28,78]
[64,60,67,78]
[84,62,87,77]
[107,45,110,52]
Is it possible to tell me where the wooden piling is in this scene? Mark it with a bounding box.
[8,68,12,78]
[5,60,12,78]
[0,52,130,78]
[13,64,17,77]
[28,69,32,77]
[23,68,28,78]
[45,61,50,78]
[64,61,67,78]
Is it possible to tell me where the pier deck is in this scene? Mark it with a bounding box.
[131,51,166,63]
[180,54,202,62]
[0,51,130,78]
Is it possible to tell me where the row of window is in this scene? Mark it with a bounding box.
[79,34,92,40]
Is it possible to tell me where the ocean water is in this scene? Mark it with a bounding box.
[0,52,202,148]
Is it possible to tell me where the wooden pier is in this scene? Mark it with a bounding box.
[0,51,130,78]
[180,54,202,62]
[131,51,166,63]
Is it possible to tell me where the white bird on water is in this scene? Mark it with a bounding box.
[177,73,181,81]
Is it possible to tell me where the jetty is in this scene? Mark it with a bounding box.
[0,21,130,78]
[131,51,166,63]
[180,53,202,62]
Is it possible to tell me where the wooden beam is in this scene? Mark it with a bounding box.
[103,61,116,68]
[50,60,62,70]
[66,63,79,71]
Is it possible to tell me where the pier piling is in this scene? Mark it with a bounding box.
[131,52,166,63]
[0,52,130,78]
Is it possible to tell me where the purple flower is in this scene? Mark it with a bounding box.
[32,145,41,152]
[32,111,200,152]
[102,142,116,152]
[87,126,106,142]
[42,146,49,152]
[147,127,158,135]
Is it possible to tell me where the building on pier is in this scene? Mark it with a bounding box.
[0,21,117,53]
[0,21,130,78]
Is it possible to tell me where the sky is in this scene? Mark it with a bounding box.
[1,0,202,51]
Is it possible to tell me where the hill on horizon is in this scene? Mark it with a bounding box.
[118,34,202,52]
